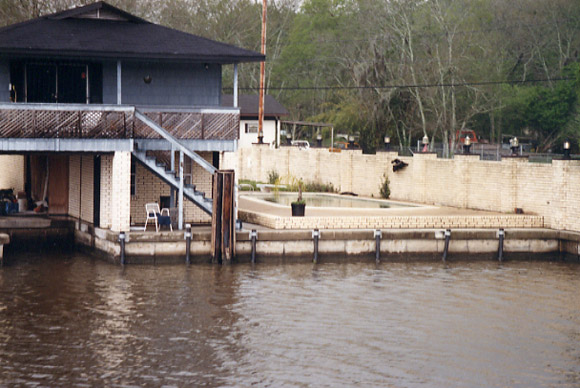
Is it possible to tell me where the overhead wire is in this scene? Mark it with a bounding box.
[223,77,575,92]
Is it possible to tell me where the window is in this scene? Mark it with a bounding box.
[245,123,258,134]
[9,60,103,103]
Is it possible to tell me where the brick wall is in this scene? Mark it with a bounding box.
[240,211,543,230]
[100,155,113,229]
[0,155,24,192]
[111,152,131,232]
[68,155,95,224]
[69,155,80,218]
[225,147,580,232]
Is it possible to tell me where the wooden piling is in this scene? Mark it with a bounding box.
[211,170,236,264]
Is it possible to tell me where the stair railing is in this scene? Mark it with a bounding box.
[135,109,217,175]
[135,109,218,228]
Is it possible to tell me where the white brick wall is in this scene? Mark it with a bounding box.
[226,147,580,233]
[111,152,131,232]
[69,155,95,223]
[99,155,113,229]
[0,155,25,192]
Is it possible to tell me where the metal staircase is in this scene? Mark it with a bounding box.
[132,109,219,221]
[131,149,213,215]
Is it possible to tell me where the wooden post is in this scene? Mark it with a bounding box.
[211,170,236,263]
[211,172,223,263]
[178,150,184,230]
[222,171,235,262]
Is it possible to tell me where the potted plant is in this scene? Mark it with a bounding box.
[291,181,306,216]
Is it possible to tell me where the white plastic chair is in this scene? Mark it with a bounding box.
[144,203,173,232]
[144,203,160,232]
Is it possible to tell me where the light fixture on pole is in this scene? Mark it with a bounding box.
[384,135,391,151]
[563,140,571,159]
[422,134,429,152]
[463,136,472,154]
[509,137,519,156]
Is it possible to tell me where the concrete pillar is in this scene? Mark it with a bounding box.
[552,160,567,230]
[110,151,131,232]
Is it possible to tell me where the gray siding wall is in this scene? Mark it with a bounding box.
[0,60,10,102]
[119,61,221,106]
[102,61,117,105]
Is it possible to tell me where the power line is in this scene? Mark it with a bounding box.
[224,77,574,92]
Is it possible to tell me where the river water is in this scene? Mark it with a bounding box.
[1,252,579,387]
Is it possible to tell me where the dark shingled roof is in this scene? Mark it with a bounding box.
[222,95,289,118]
[0,1,264,64]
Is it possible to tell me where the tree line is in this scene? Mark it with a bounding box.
[2,0,579,154]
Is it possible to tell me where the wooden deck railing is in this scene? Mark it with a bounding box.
[0,103,239,141]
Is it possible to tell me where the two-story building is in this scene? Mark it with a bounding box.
[0,1,263,244]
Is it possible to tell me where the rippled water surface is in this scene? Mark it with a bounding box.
[1,252,580,387]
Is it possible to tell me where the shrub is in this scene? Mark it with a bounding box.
[267,170,280,184]
[239,179,258,191]
[303,181,336,193]
[379,174,390,199]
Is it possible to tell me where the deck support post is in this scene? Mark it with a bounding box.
[178,150,184,230]
[170,145,175,208]
[116,60,122,105]
[233,63,239,108]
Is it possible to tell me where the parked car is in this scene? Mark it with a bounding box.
[334,141,360,150]
[291,140,310,149]
[455,129,480,144]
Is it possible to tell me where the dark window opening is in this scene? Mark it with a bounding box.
[130,158,136,196]
[10,60,103,104]
[212,152,220,169]
[26,63,57,103]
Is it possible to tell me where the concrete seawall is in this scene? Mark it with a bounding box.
[2,217,578,264]
[74,223,579,264]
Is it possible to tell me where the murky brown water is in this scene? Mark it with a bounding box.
[1,252,580,387]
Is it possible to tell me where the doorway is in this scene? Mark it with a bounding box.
[48,155,69,215]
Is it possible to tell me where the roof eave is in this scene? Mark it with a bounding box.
[0,49,265,64]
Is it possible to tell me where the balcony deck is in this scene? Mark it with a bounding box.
[0,103,240,152]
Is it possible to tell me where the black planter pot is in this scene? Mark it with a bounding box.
[291,203,305,217]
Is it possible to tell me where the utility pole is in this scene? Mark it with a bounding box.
[257,0,267,144]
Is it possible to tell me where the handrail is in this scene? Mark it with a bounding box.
[0,102,135,113]
[135,109,217,175]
